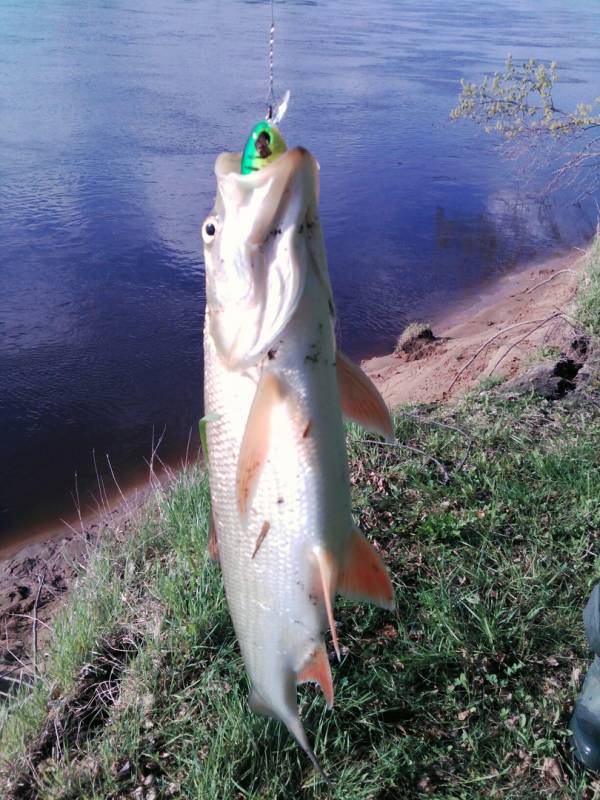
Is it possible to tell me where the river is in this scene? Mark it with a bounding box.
[1,0,599,540]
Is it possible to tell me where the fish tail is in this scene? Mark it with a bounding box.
[284,714,331,787]
[249,687,331,785]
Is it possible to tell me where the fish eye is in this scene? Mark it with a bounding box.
[202,216,219,244]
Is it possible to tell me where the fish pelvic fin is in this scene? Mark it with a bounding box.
[338,527,395,611]
[298,642,334,709]
[336,350,394,442]
[236,370,287,519]
[312,546,341,662]
[248,687,331,785]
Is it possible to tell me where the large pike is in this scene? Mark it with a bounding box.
[202,141,395,774]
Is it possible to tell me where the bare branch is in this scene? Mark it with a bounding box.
[488,315,563,375]
[360,438,450,484]
[522,270,577,295]
[446,316,561,393]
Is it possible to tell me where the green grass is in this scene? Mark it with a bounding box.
[577,237,600,338]
[2,258,600,799]
[2,388,599,799]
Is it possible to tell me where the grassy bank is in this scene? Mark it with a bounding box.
[1,249,600,799]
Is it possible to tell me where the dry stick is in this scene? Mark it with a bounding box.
[361,439,450,484]
[489,312,584,376]
[401,412,471,441]
[400,412,474,473]
[32,568,47,680]
[12,614,52,632]
[456,436,474,474]
[522,269,578,295]
[446,317,559,394]
[488,313,562,375]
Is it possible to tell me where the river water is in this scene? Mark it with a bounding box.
[2,0,600,540]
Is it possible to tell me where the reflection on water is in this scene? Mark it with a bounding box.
[1,0,600,539]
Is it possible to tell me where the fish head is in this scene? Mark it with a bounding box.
[202,147,321,369]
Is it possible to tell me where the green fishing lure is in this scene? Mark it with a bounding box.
[241,120,288,175]
[240,90,290,175]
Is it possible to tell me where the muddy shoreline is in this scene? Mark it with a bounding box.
[0,242,592,683]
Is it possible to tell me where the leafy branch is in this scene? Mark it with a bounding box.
[452,55,600,140]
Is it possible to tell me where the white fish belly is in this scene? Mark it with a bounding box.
[204,270,351,717]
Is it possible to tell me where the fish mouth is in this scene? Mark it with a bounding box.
[214,147,318,246]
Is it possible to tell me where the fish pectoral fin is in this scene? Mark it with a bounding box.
[338,527,395,611]
[236,370,287,519]
[336,350,394,442]
[298,642,334,708]
[312,547,341,662]
[207,509,219,562]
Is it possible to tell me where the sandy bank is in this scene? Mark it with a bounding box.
[362,246,590,408]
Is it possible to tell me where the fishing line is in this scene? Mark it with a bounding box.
[266,0,276,120]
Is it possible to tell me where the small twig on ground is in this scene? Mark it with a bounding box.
[32,568,47,680]
[361,439,450,484]
[12,614,52,632]
[400,412,471,442]
[523,269,577,295]
[447,316,562,393]
[399,412,474,473]
[455,437,474,474]
[489,313,562,375]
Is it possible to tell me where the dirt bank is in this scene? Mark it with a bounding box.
[0,483,162,692]
[362,247,590,407]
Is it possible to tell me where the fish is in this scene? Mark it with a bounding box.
[201,142,395,777]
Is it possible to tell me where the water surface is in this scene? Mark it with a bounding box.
[1,0,599,538]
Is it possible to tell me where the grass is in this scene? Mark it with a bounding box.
[577,237,600,338]
[395,322,434,354]
[1,255,600,800]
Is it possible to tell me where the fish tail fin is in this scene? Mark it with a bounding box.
[249,687,331,785]
[284,712,331,787]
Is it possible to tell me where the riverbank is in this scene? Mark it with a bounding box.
[1,242,599,798]
[362,245,591,407]
[0,243,593,685]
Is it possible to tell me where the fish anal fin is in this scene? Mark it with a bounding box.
[313,547,341,661]
[338,527,395,611]
[336,350,394,442]
[236,371,286,519]
[207,509,219,562]
[298,642,334,708]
